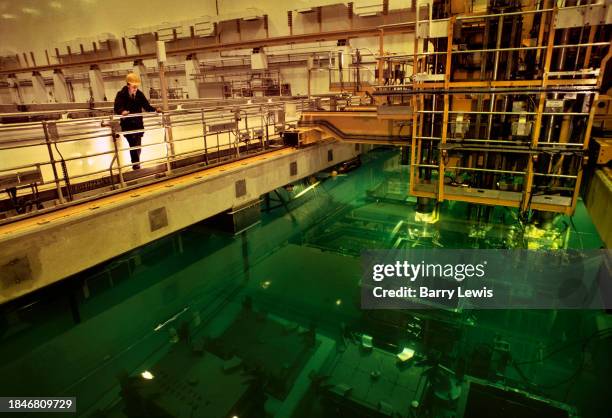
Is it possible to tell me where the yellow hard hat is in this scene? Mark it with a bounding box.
[126,73,141,86]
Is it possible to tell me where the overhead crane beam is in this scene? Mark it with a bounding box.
[0,23,415,77]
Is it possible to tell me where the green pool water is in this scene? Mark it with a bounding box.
[0,148,609,418]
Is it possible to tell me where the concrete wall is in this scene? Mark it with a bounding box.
[585,169,612,248]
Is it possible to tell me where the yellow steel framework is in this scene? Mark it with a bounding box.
[405,3,611,215]
[294,3,610,216]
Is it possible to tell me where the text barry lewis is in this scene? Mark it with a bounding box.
[372,286,494,299]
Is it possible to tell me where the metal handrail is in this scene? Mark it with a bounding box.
[0,98,319,221]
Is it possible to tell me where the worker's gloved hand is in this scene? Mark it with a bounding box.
[121,110,129,116]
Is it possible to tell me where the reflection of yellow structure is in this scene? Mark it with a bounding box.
[524,224,566,250]
[415,209,439,224]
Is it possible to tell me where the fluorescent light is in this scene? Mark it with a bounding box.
[141,370,154,380]
[22,7,41,15]
[397,347,415,362]
[294,181,320,199]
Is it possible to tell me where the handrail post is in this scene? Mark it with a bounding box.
[162,113,173,173]
[42,121,65,204]
[201,109,209,165]
[105,118,126,188]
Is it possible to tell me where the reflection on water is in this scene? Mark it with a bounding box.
[0,148,608,418]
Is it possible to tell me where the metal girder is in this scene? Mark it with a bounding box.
[0,141,360,303]
[0,23,414,76]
